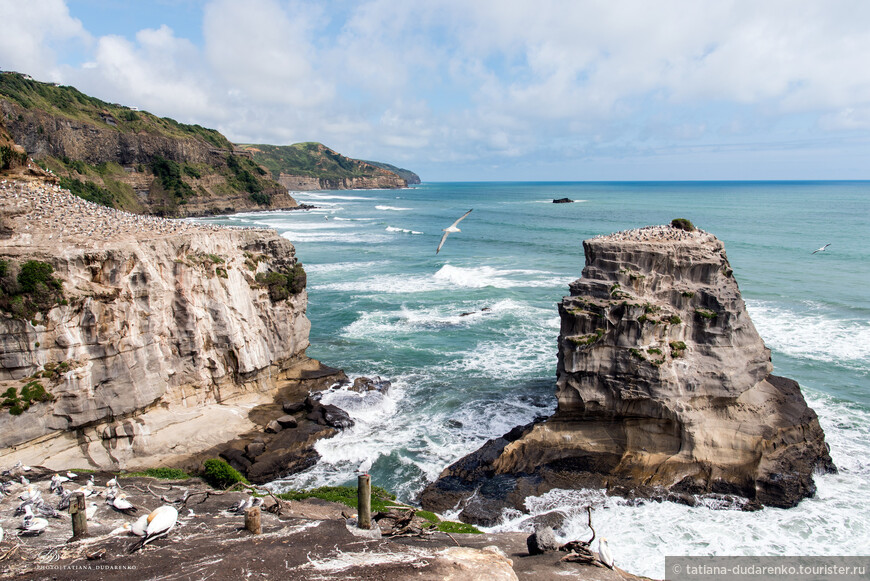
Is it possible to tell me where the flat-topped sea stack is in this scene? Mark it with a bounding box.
[421,224,835,523]
[0,179,342,473]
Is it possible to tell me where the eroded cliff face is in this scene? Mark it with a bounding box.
[0,180,312,470]
[0,99,297,217]
[278,172,406,191]
[421,225,834,523]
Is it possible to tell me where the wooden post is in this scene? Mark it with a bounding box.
[357,474,371,530]
[70,492,87,538]
[244,506,261,535]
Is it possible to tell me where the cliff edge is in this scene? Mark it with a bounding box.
[0,179,316,471]
[421,224,834,524]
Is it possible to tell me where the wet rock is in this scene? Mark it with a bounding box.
[275,415,298,429]
[265,420,282,433]
[282,401,305,414]
[322,404,354,429]
[553,198,574,203]
[245,442,266,459]
[350,376,391,394]
[220,448,252,473]
[526,526,559,555]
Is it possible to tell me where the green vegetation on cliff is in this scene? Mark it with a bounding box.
[0,259,65,319]
[0,72,231,148]
[363,160,421,184]
[238,142,408,183]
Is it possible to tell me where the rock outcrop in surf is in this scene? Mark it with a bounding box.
[421,224,835,524]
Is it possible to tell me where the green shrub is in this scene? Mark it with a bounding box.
[249,191,272,205]
[695,308,718,320]
[124,467,190,480]
[0,145,28,170]
[668,315,682,325]
[151,155,195,202]
[416,510,440,523]
[671,218,696,231]
[202,458,248,489]
[437,521,482,534]
[18,260,60,294]
[276,485,397,512]
[256,263,306,301]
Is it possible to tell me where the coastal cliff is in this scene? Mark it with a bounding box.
[421,224,834,523]
[0,72,296,217]
[240,142,414,191]
[0,179,317,471]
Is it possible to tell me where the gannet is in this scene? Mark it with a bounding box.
[598,537,614,569]
[86,502,98,520]
[19,485,40,502]
[131,513,148,536]
[357,458,373,474]
[57,489,72,510]
[106,477,119,488]
[111,493,138,515]
[436,209,473,254]
[109,522,133,536]
[129,506,178,552]
[18,505,48,536]
[812,243,831,254]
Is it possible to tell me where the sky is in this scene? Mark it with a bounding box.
[2,0,870,181]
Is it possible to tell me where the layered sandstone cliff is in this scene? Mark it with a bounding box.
[0,179,314,470]
[277,172,406,191]
[421,225,834,523]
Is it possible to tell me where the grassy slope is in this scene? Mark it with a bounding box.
[0,72,231,149]
[362,160,421,184]
[238,142,397,182]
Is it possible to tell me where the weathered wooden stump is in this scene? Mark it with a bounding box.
[358,474,371,530]
[245,506,261,535]
[70,492,87,538]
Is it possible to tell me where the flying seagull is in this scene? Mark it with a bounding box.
[812,243,831,254]
[436,209,473,254]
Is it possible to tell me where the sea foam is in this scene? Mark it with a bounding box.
[747,300,870,369]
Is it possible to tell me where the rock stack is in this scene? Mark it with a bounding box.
[421,225,834,523]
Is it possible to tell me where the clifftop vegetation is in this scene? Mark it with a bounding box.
[0,71,231,148]
[237,142,416,183]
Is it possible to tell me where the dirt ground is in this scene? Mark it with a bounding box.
[0,469,653,580]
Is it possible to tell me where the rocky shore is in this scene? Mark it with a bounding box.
[422,224,834,523]
[0,468,647,580]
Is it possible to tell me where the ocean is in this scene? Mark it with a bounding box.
[196,181,870,577]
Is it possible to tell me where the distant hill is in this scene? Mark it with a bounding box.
[362,161,420,185]
[0,71,420,215]
[0,71,294,216]
[237,142,417,190]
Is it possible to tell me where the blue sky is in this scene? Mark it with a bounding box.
[2,0,870,181]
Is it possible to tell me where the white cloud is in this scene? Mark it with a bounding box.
[0,0,90,80]
[3,0,870,178]
[78,26,216,118]
[202,0,333,107]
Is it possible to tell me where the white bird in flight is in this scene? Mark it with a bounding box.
[436,209,473,254]
[812,243,831,254]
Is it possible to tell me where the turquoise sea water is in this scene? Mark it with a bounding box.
[198,182,870,577]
